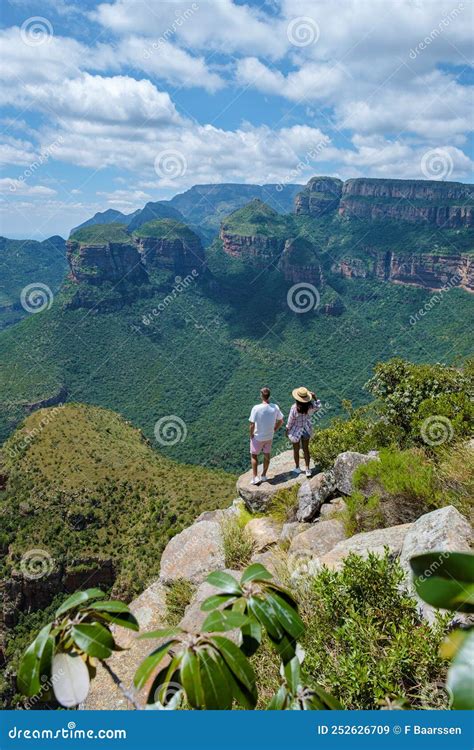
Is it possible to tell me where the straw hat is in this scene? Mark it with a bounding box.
[292,386,312,403]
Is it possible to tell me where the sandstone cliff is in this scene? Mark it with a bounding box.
[295,176,474,228]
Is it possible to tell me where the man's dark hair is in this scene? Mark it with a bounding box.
[260,387,271,401]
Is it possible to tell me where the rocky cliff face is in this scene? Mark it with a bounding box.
[220,230,285,264]
[67,239,148,286]
[332,251,473,291]
[135,235,205,277]
[295,176,474,228]
[294,176,343,217]
[277,238,324,284]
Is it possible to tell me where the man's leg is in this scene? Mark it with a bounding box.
[251,453,259,478]
[262,446,271,476]
[292,441,300,468]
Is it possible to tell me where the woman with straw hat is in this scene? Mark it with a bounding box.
[286,386,321,477]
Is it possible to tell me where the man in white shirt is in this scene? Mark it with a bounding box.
[248,387,284,485]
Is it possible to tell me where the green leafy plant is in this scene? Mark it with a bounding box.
[17,588,138,708]
[410,551,474,710]
[17,565,341,711]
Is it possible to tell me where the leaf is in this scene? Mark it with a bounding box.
[180,649,204,709]
[71,623,114,660]
[284,656,301,694]
[440,629,469,660]
[55,589,105,617]
[240,619,262,657]
[134,640,176,690]
[200,593,238,612]
[220,658,257,709]
[138,627,182,640]
[268,632,297,664]
[249,597,284,641]
[33,623,52,658]
[146,658,181,706]
[266,593,305,640]
[93,610,139,632]
[52,653,90,707]
[212,636,256,694]
[240,563,273,584]
[38,636,55,684]
[202,610,249,633]
[447,630,474,710]
[88,601,139,631]
[267,684,288,710]
[410,552,474,613]
[198,649,233,709]
[17,642,41,697]
[205,571,241,594]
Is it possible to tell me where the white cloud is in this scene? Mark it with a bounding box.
[0,178,57,196]
[96,188,153,212]
[1,72,182,127]
[92,0,285,58]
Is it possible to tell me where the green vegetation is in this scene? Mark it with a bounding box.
[299,552,449,709]
[132,218,198,242]
[410,551,474,709]
[165,580,196,626]
[267,485,299,522]
[221,509,255,568]
[68,223,133,245]
[0,235,67,330]
[17,564,340,711]
[311,358,473,470]
[0,403,235,597]
[221,199,292,238]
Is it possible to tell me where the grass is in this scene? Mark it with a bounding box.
[132,219,198,242]
[221,507,255,569]
[69,223,132,245]
[165,579,196,626]
[267,485,299,523]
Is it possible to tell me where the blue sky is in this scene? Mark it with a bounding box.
[1,0,473,238]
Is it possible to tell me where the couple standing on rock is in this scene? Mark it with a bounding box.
[249,386,321,486]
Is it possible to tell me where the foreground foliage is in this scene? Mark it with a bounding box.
[410,551,474,710]
[17,564,341,711]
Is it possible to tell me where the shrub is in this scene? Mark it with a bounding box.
[165,579,196,626]
[366,358,471,433]
[343,492,384,536]
[310,408,402,469]
[436,442,474,517]
[411,392,474,448]
[351,448,440,528]
[298,552,449,709]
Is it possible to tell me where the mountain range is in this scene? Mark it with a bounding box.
[0,175,473,472]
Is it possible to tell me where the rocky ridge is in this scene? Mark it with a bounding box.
[84,446,472,709]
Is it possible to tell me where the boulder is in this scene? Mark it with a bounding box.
[289,519,346,560]
[399,506,472,621]
[159,521,225,584]
[296,471,336,522]
[180,570,241,634]
[237,450,305,512]
[280,522,310,543]
[251,550,287,581]
[194,501,240,523]
[84,580,168,710]
[333,451,379,495]
[319,522,412,571]
[245,517,282,552]
[320,497,347,518]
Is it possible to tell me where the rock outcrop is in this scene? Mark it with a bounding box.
[295,177,473,228]
[289,519,346,560]
[245,517,282,551]
[67,237,147,286]
[319,523,413,571]
[277,238,324,285]
[399,506,472,621]
[294,177,343,217]
[332,251,474,292]
[333,451,379,495]
[159,520,225,584]
[237,450,306,512]
[296,471,337,522]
